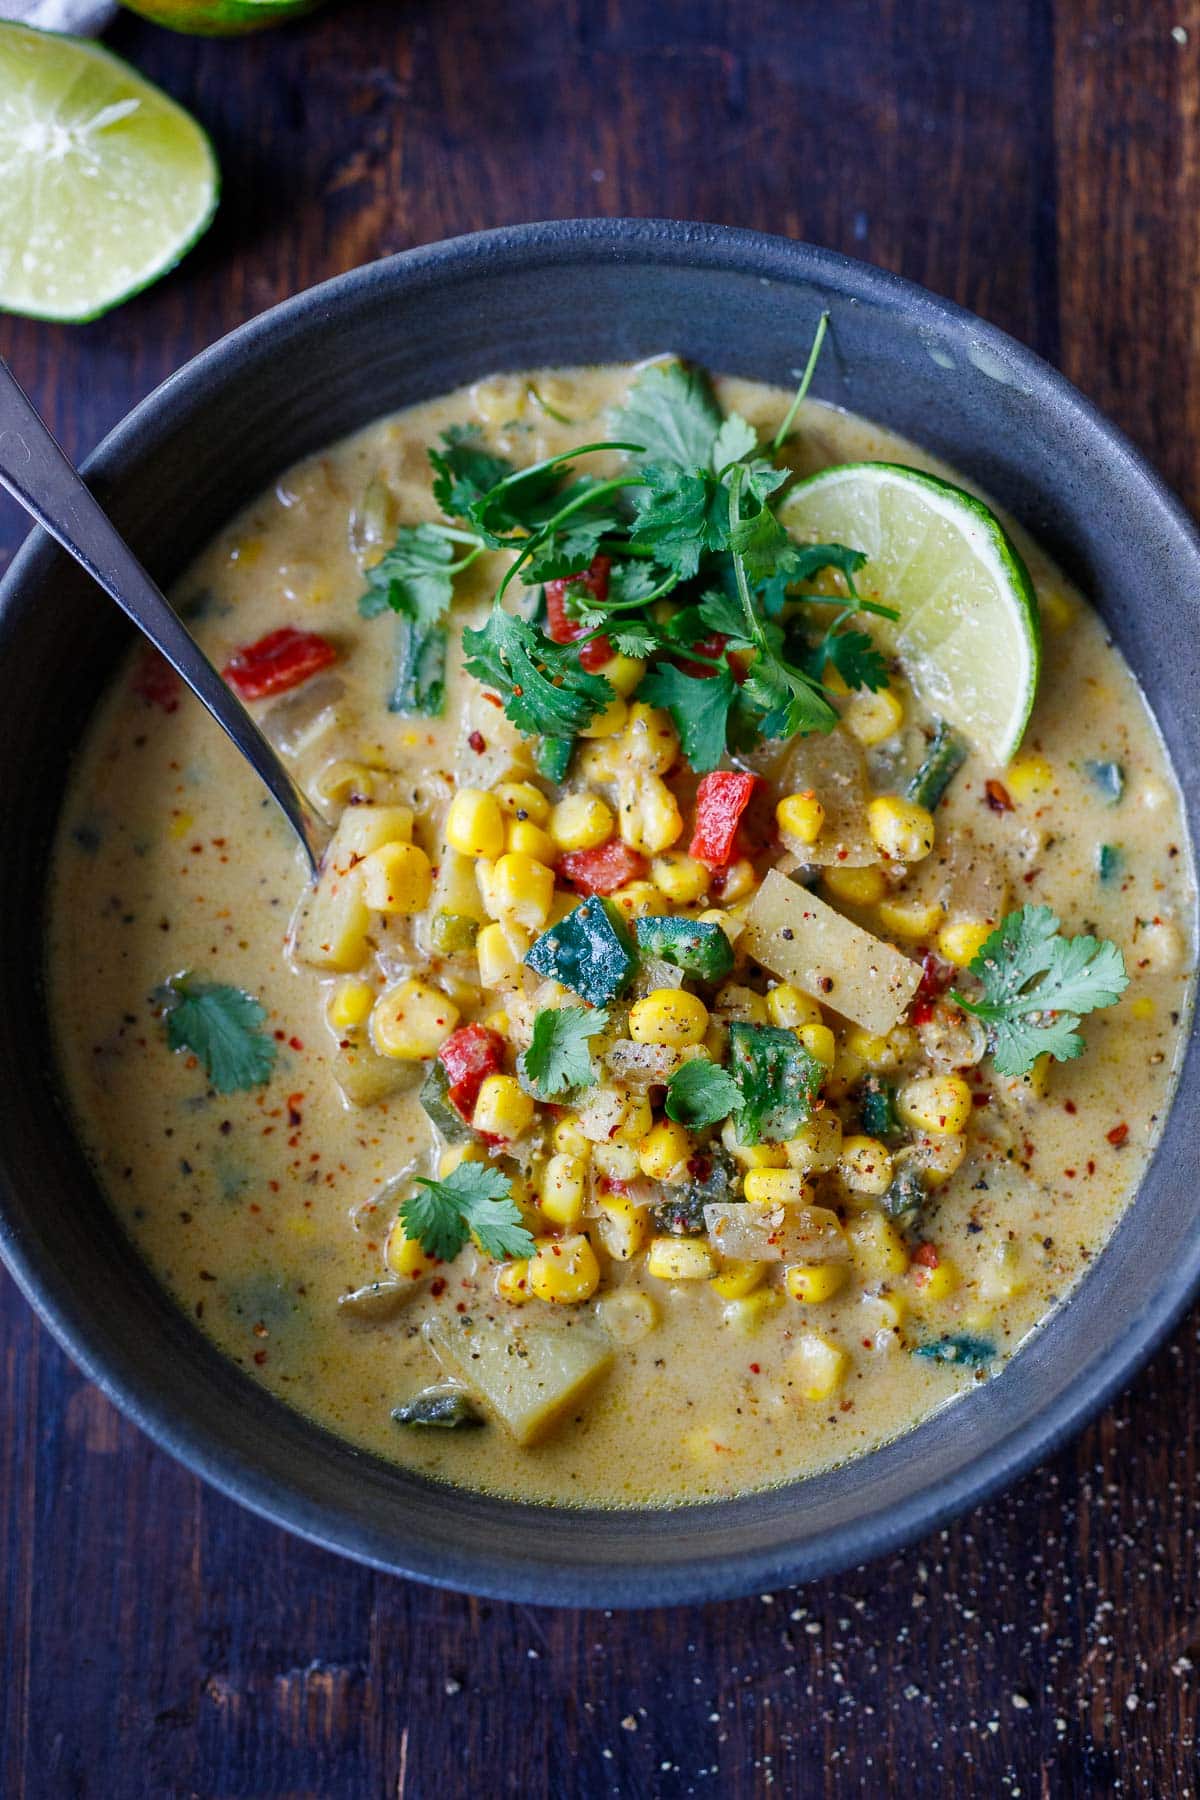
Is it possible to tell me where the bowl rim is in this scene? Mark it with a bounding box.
[3,215,1199,1607]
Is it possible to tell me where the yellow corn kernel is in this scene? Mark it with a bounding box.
[1005,755,1054,803]
[529,1233,601,1304]
[976,1241,1027,1303]
[878,892,946,939]
[824,864,887,907]
[647,1236,717,1282]
[719,1119,789,1170]
[616,773,683,854]
[1040,590,1073,632]
[910,1255,960,1305]
[844,686,904,746]
[718,858,758,902]
[623,702,679,773]
[776,791,826,847]
[326,977,375,1032]
[638,1117,693,1183]
[937,917,994,968]
[787,1331,849,1401]
[721,1288,784,1334]
[495,1259,532,1305]
[371,979,459,1060]
[578,739,621,782]
[1130,994,1155,1022]
[592,653,646,696]
[475,919,530,989]
[472,1074,535,1141]
[446,787,506,858]
[710,1259,768,1300]
[552,1117,591,1159]
[839,1134,894,1196]
[650,851,710,904]
[594,1195,653,1260]
[482,1010,510,1037]
[504,817,556,864]
[591,1141,640,1183]
[716,982,769,1025]
[798,1022,837,1067]
[866,1291,907,1333]
[472,374,525,424]
[629,988,709,1047]
[845,1212,909,1278]
[867,795,936,864]
[548,792,613,852]
[361,841,434,916]
[437,1140,487,1178]
[785,1114,843,1173]
[896,1073,973,1135]
[539,1152,588,1227]
[767,983,823,1029]
[596,1289,659,1342]
[494,779,550,826]
[608,879,662,922]
[310,762,377,810]
[385,1217,434,1280]
[784,1262,848,1304]
[906,1132,969,1186]
[578,694,628,739]
[843,1025,895,1070]
[743,1169,812,1205]
[612,1090,654,1145]
[490,852,555,930]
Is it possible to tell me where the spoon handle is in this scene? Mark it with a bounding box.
[0,357,327,873]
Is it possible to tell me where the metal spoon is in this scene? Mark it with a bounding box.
[0,356,328,873]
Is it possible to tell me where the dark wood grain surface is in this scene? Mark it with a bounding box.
[3,3,1199,1794]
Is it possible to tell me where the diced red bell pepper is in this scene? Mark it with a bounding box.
[910,951,954,1026]
[132,647,181,712]
[222,627,337,700]
[677,631,730,679]
[437,1024,506,1120]
[558,839,647,896]
[544,555,612,673]
[688,771,761,869]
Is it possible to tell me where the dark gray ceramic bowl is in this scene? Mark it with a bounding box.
[1,220,1197,1607]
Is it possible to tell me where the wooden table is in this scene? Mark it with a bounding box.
[3,2,1198,1792]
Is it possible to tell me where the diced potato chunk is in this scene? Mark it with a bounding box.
[742,870,921,1035]
[424,1312,613,1446]
[704,1200,846,1264]
[330,1042,423,1107]
[292,804,415,971]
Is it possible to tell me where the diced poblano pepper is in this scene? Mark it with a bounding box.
[859,1077,900,1140]
[634,914,734,982]
[535,735,574,783]
[906,720,967,811]
[431,911,480,954]
[419,1057,474,1142]
[1097,843,1123,884]
[389,614,447,715]
[881,1161,927,1232]
[526,896,635,1005]
[1085,759,1125,804]
[911,1334,996,1369]
[392,1386,484,1428]
[727,1021,823,1146]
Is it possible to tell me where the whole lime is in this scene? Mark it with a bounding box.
[117,0,322,34]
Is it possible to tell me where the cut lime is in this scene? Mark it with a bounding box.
[781,462,1041,766]
[0,24,219,323]
[117,0,321,34]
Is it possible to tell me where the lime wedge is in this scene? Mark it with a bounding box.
[781,462,1041,766]
[118,0,321,35]
[0,24,218,323]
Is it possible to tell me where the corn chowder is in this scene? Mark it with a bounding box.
[48,360,1194,1505]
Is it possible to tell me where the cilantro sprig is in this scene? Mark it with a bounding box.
[950,905,1129,1077]
[400,1162,534,1263]
[357,335,895,767]
[519,1005,609,1098]
[157,974,278,1094]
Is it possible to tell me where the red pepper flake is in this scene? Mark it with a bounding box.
[429,1277,447,1298]
[289,1036,304,1052]
[544,555,613,671]
[984,779,1014,813]
[1106,1122,1129,1146]
[1064,1168,1077,1179]
[253,1350,268,1366]
[467,730,486,753]
[131,646,181,712]
[222,627,337,700]
[971,1091,991,1108]
[749,1363,761,1374]
[912,1243,940,1269]
[1063,1099,1077,1115]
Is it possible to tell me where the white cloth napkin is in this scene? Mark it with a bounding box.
[2,0,117,32]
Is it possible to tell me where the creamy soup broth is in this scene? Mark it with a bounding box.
[48,367,1194,1505]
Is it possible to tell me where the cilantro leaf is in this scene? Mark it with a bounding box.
[696,585,755,645]
[564,559,663,627]
[711,413,759,470]
[629,465,729,576]
[162,976,277,1094]
[727,1022,824,1144]
[520,1005,609,1098]
[358,524,458,628]
[786,542,868,587]
[664,1059,741,1129]
[428,426,515,517]
[820,628,890,693]
[606,620,665,658]
[400,1163,534,1263]
[639,661,738,773]
[611,361,723,470]
[520,518,613,584]
[950,905,1129,1076]
[462,606,613,739]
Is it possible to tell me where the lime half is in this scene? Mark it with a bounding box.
[781,462,1041,766]
[0,24,218,323]
[117,0,321,35]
